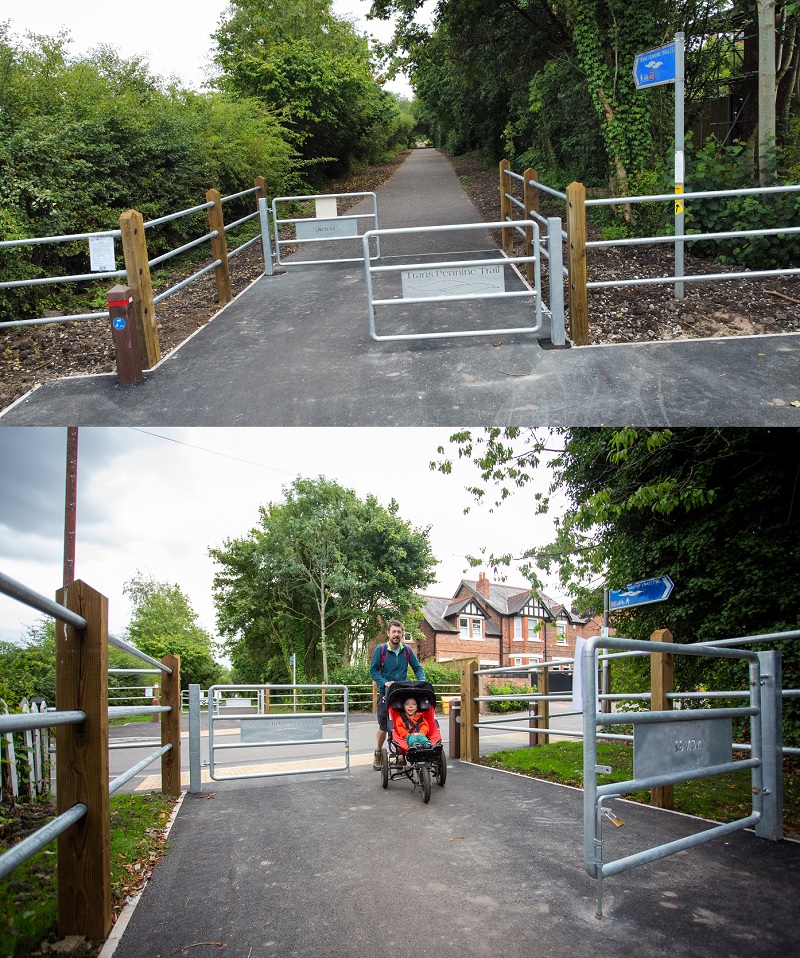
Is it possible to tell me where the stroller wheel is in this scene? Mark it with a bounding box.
[419,764,431,803]
[380,748,389,788]
[436,750,447,787]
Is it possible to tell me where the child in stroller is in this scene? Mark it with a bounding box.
[380,680,447,803]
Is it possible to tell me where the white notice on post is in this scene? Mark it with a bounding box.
[89,235,116,272]
[401,264,505,299]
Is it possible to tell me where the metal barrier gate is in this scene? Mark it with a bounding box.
[188,683,349,785]
[582,636,782,917]
[361,221,544,342]
[271,192,379,266]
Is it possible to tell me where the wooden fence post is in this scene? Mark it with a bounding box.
[523,167,538,285]
[650,628,674,809]
[254,175,267,200]
[499,159,512,255]
[55,581,112,942]
[206,189,233,306]
[458,656,481,763]
[566,182,589,345]
[160,654,182,797]
[536,666,550,745]
[119,209,160,369]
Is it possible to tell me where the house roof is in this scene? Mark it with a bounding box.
[418,594,501,637]
[460,578,559,618]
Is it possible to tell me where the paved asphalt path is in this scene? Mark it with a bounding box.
[104,759,800,958]
[3,149,798,426]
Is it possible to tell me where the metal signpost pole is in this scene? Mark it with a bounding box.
[674,32,685,300]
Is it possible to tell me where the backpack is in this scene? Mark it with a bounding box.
[379,642,412,671]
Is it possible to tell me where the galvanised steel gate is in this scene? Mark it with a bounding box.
[361,220,545,342]
[271,192,380,266]
[188,683,349,787]
[582,636,782,917]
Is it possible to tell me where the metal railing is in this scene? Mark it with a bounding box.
[0,181,268,330]
[271,192,379,266]
[0,570,181,941]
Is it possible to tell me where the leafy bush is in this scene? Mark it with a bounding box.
[684,137,800,269]
[486,682,536,713]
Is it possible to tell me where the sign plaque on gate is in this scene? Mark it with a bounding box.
[400,264,506,299]
[633,717,732,779]
[296,218,359,240]
[241,716,324,743]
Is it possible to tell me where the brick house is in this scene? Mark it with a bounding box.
[414,571,602,675]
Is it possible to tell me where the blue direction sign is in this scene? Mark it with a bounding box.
[633,43,677,89]
[609,575,674,609]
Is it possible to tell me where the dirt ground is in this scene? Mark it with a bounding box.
[1,151,798,411]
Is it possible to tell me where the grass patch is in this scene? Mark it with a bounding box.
[480,741,800,838]
[1,791,177,957]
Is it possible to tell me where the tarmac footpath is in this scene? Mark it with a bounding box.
[104,761,800,958]
[2,148,799,427]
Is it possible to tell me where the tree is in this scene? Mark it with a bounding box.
[435,428,800,740]
[123,573,222,689]
[210,476,437,684]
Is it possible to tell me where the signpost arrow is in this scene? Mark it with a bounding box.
[609,575,674,609]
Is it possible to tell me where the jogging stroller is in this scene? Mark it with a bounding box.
[380,680,447,803]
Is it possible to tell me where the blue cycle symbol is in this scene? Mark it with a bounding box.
[113,317,126,330]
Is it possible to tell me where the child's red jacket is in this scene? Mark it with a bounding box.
[392,710,430,742]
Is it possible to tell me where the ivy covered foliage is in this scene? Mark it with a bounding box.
[436,428,800,745]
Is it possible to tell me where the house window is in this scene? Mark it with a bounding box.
[557,621,567,645]
[461,616,483,640]
[513,617,523,641]
[528,617,540,641]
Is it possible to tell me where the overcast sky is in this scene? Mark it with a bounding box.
[6,0,422,98]
[0,428,569,652]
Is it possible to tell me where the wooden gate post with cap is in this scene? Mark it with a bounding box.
[650,628,674,809]
[106,285,143,385]
[119,209,160,368]
[206,189,233,306]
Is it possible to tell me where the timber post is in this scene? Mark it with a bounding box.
[206,189,233,306]
[458,656,481,763]
[523,167,538,284]
[566,181,589,345]
[119,209,160,368]
[650,629,674,809]
[160,654,182,797]
[499,159,513,255]
[55,581,112,941]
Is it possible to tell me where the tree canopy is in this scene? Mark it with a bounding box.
[123,572,223,689]
[436,427,800,737]
[210,476,437,684]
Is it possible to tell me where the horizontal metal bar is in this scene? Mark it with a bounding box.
[507,194,526,210]
[276,213,370,227]
[365,220,520,238]
[229,234,262,259]
[0,709,85,733]
[109,705,171,718]
[108,634,173,672]
[109,744,171,795]
[585,183,800,207]
[601,813,761,879]
[0,230,121,249]
[0,269,125,290]
[504,170,525,182]
[145,201,214,229]
[213,736,347,751]
[596,706,756,726]
[273,192,374,204]
[153,259,222,303]
[148,231,216,267]
[589,266,800,290]
[587,225,800,250]
[0,571,87,630]
[695,628,800,649]
[209,761,348,782]
[0,312,107,329]
[221,186,260,202]
[224,211,259,232]
[0,803,87,880]
[372,289,536,308]
[597,757,760,797]
[230,710,347,721]
[109,740,162,750]
[369,254,535,274]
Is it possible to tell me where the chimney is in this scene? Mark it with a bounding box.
[477,571,491,598]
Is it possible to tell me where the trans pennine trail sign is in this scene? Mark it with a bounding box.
[609,575,674,609]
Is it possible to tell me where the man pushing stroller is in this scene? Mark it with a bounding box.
[370,620,426,769]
